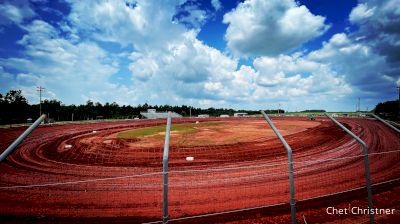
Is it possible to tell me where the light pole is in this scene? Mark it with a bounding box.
[37,86,45,116]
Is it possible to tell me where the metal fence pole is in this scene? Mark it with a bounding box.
[261,111,296,224]
[325,114,374,224]
[370,114,400,134]
[163,112,172,224]
[0,114,46,163]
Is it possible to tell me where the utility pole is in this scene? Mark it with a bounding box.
[278,103,281,115]
[189,106,192,117]
[37,86,45,116]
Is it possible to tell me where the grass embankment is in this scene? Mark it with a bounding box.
[117,122,221,139]
[284,112,365,117]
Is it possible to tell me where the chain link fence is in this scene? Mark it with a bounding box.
[0,115,399,223]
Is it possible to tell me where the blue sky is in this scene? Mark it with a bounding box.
[0,0,399,112]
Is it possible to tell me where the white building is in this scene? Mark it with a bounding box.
[234,113,248,117]
[140,109,182,119]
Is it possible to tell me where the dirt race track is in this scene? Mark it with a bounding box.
[0,117,399,223]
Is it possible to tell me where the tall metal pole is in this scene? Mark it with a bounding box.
[37,86,45,117]
[163,112,172,224]
[0,115,46,163]
[261,110,296,224]
[325,114,374,224]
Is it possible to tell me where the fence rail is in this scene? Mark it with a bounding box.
[0,114,46,162]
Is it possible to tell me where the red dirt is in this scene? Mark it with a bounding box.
[123,119,319,148]
[0,117,399,223]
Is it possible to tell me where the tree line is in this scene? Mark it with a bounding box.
[2,89,398,124]
[0,89,285,124]
[374,99,399,121]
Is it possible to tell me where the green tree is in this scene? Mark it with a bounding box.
[0,90,29,124]
[374,100,399,121]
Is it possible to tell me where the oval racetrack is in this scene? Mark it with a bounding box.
[0,117,399,223]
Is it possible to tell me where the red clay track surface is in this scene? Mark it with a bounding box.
[0,117,399,223]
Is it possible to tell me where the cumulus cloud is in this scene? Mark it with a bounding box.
[66,0,186,50]
[349,3,376,23]
[0,0,35,25]
[127,30,242,101]
[349,0,400,79]
[223,0,329,57]
[308,33,395,97]
[0,19,137,104]
[253,54,352,99]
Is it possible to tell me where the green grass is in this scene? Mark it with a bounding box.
[283,111,363,117]
[117,122,222,139]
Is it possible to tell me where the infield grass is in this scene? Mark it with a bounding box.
[117,122,222,139]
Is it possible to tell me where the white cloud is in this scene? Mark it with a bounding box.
[174,1,209,29]
[253,54,352,99]
[223,0,329,57]
[349,3,376,23]
[0,20,137,104]
[66,0,186,50]
[308,33,392,94]
[211,0,221,11]
[129,53,159,81]
[349,0,400,84]
[126,30,241,101]
[0,0,35,25]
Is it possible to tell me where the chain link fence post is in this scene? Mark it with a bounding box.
[163,112,172,224]
[370,113,400,133]
[261,111,296,224]
[0,114,46,163]
[325,113,374,224]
